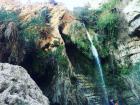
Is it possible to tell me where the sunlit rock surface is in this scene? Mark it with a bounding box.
[0,63,49,105]
[123,0,140,36]
[114,0,140,65]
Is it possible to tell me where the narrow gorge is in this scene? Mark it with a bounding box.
[0,0,140,105]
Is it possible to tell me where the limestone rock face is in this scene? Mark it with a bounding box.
[114,37,140,64]
[0,63,49,105]
[110,1,140,104]
[114,0,140,64]
[122,67,140,105]
[123,0,140,36]
[37,4,66,51]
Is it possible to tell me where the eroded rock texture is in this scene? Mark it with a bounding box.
[0,63,49,105]
[123,0,140,36]
[114,0,140,64]
[112,0,140,104]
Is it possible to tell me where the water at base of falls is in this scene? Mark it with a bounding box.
[83,24,109,105]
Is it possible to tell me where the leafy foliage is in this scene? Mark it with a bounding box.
[97,11,119,32]
[68,22,91,57]
[73,0,120,59]
[101,0,119,10]
[32,45,69,76]
[73,7,99,28]
[20,8,50,42]
[47,45,69,71]
[0,8,19,23]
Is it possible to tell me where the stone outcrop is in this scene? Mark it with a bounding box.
[110,0,140,104]
[122,67,140,105]
[123,0,140,36]
[114,37,140,64]
[113,0,140,64]
[0,63,49,105]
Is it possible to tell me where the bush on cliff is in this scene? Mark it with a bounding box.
[31,45,69,79]
[0,9,19,23]
[20,8,50,43]
[72,0,120,58]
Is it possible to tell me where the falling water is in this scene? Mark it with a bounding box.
[83,24,109,105]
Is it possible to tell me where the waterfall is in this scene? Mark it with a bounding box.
[83,24,109,105]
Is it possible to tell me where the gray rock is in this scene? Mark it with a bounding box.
[0,63,49,105]
[123,0,140,36]
[122,64,140,105]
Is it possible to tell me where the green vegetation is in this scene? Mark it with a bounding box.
[97,0,120,42]
[68,22,91,58]
[47,45,69,71]
[97,12,119,35]
[71,0,125,96]
[75,38,91,56]
[18,8,69,77]
[73,0,120,58]
[20,8,50,43]
[0,8,19,23]
[32,45,69,77]
[101,0,119,10]
[73,7,99,29]
[118,64,130,75]
[118,61,140,75]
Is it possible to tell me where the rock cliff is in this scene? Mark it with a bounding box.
[0,0,140,105]
[115,0,140,104]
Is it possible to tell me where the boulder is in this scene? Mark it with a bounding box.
[0,63,49,105]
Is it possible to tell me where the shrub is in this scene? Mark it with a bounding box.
[73,0,120,38]
[20,8,50,42]
[97,11,119,40]
[73,7,99,29]
[0,8,19,23]
[68,22,91,57]
[51,45,69,71]
[72,0,120,58]
[32,45,69,76]
[101,0,119,11]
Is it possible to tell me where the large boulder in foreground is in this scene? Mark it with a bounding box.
[0,63,49,105]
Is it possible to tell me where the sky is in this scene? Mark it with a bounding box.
[20,0,106,10]
[20,0,91,10]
